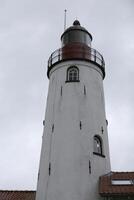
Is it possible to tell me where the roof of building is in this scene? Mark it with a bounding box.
[1,172,134,199]
[99,172,134,197]
[0,191,35,200]
[61,20,93,41]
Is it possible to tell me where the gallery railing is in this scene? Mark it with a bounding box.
[47,46,105,78]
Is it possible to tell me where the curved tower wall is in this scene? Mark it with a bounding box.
[36,60,110,200]
[36,21,111,200]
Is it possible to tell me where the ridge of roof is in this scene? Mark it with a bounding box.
[0,190,35,192]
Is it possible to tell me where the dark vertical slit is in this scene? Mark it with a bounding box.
[80,121,82,130]
[89,160,91,174]
[101,126,104,134]
[61,86,62,96]
[49,163,51,176]
[52,124,54,132]
[84,85,86,95]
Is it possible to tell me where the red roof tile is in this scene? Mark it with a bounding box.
[0,191,35,200]
[99,172,134,196]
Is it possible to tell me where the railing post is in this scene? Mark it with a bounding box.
[101,57,104,67]
[94,49,96,62]
[58,49,60,61]
[50,54,52,66]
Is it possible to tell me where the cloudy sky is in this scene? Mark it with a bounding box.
[0,0,134,190]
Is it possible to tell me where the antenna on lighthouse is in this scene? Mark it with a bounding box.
[64,9,67,31]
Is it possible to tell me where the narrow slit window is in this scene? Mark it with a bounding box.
[89,160,91,174]
[52,124,54,132]
[61,86,62,96]
[49,163,51,176]
[80,121,82,130]
[101,126,104,134]
[84,85,86,95]
[43,120,45,126]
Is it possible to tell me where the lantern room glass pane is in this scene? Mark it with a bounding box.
[62,30,91,47]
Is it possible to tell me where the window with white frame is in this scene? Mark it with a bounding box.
[94,135,103,155]
[67,66,79,82]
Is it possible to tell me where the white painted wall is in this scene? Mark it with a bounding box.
[36,60,111,200]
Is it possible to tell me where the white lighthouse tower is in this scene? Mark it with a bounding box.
[36,20,111,200]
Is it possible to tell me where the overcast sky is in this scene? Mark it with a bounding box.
[0,0,134,190]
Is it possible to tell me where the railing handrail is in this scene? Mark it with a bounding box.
[47,46,105,79]
[48,47,104,66]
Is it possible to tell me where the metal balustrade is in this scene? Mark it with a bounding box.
[47,47,105,78]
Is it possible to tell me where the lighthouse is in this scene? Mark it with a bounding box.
[36,20,111,200]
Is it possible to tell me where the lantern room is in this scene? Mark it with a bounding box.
[61,20,92,47]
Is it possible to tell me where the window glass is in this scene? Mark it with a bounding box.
[94,136,102,154]
[67,66,79,82]
[112,180,133,185]
[62,30,91,47]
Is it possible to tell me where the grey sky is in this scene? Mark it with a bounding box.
[0,0,134,190]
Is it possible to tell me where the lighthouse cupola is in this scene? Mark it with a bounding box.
[61,20,92,47]
[47,20,105,79]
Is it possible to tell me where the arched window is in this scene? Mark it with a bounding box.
[93,135,103,155]
[66,66,79,82]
